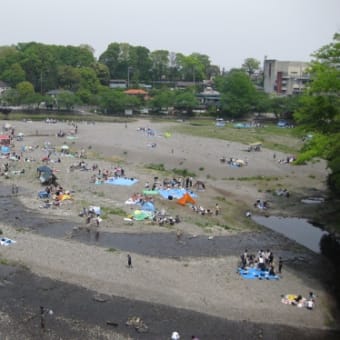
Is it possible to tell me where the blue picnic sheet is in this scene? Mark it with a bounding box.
[105,177,138,186]
[237,267,279,280]
[158,188,197,199]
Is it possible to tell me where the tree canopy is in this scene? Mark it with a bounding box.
[215,69,259,118]
[294,33,340,196]
[0,41,277,119]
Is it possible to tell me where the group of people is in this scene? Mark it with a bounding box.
[152,212,180,226]
[40,185,72,209]
[143,176,196,192]
[240,249,283,275]
[275,154,296,164]
[282,292,316,310]
[89,165,126,183]
[80,207,102,226]
[254,199,269,210]
[191,203,220,216]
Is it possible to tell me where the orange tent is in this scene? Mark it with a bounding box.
[177,192,196,206]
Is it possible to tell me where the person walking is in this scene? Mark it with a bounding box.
[127,254,132,268]
[215,203,220,216]
[278,257,283,273]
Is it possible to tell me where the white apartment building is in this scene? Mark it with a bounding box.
[263,59,310,95]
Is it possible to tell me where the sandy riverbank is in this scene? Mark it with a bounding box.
[0,118,339,339]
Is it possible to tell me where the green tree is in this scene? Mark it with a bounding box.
[130,46,152,83]
[16,81,35,104]
[57,65,81,91]
[242,58,261,77]
[55,91,79,110]
[149,89,175,112]
[150,50,170,81]
[79,67,100,95]
[0,46,21,78]
[18,42,58,93]
[1,88,19,105]
[270,95,301,119]
[1,62,25,87]
[98,88,131,114]
[173,89,198,116]
[176,54,205,82]
[92,62,110,86]
[99,42,121,78]
[294,33,340,195]
[215,69,258,118]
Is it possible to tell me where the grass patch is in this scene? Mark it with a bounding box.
[237,176,279,181]
[172,168,196,177]
[145,163,166,171]
[0,257,10,265]
[144,163,196,178]
[169,119,301,154]
[195,221,211,229]
[106,248,118,253]
[101,206,126,218]
[218,223,231,230]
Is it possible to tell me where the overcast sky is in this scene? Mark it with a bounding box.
[2,0,339,70]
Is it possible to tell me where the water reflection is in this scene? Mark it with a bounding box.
[252,215,328,253]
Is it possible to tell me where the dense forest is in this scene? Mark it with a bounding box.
[0,41,277,117]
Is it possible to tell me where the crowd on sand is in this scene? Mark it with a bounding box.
[240,248,283,277]
[0,119,331,338]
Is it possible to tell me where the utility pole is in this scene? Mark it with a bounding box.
[40,71,43,95]
[127,67,133,88]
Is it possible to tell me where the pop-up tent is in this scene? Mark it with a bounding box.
[37,165,57,185]
[37,165,52,174]
[141,201,156,212]
[177,192,196,206]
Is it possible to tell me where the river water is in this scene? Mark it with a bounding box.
[252,215,328,253]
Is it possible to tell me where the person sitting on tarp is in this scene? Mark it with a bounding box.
[292,295,303,306]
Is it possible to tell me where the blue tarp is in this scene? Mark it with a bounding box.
[237,267,279,280]
[1,146,10,154]
[158,188,197,199]
[38,191,50,199]
[105,177,138,186]
[140,201,156,212]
